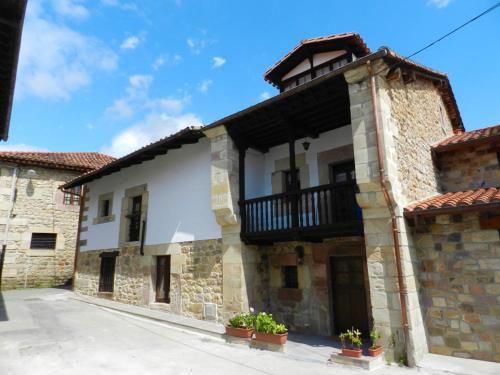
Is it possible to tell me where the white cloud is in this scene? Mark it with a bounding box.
[120,35,140,50]
[197,79,212,93]
[186,36,216,55]
[101,113,202,157]
[0,143,49,152]
[152,54,182,70]
[212,56,226,68]
[17,1,118,100]
[427,0,454,8]
[106,99,134,118]
[101,0,138,12]
[152,56,165,70]
[51,0,89,20]
[127,74,152,98]
[260,92,271,101]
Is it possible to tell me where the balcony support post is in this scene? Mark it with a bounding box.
[238,144,247,235]
[287,131,300,232]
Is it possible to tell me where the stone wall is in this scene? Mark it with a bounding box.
[388,76,454,206]
[438,145,500,192]
[257,237,366,336]
[410,212,500,362]
[0,165,80,290]
[75,238,224,322]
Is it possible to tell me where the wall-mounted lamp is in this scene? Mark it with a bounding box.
[26,169,37,181]
[302,138,310,151]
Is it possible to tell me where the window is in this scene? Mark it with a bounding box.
[283,169,300,193]
[100,199,111,217]
[99,255,116,293]
[156,255,171,303]
[283,266,299,289]
[63,186,81,205]
[127,195,142,242]
[30,233,57,249]
[329,162,356,185]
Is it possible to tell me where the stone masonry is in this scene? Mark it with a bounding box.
[410,212,500,362]
[438,144,500,192]
[344,60,455,365]
[0,165,80,290]
[75,238,224,322]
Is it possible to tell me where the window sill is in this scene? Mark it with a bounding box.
[93,215,116,225]
[28,249,56,257]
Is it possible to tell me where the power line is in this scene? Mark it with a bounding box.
[406,2,500,59]
[372,2,500,77]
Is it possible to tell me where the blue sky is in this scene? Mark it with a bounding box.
[4,0,500,156]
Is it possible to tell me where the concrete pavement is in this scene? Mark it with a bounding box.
[1,288,498,375]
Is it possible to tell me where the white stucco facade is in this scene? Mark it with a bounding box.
[80,138,220,251]
[244,125,353,199]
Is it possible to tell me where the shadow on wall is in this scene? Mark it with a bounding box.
[0,292,8,321]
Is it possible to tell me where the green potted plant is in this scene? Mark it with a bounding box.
[368,327,383,357]
[225,312,255,339]
[339,327,363,358]
[254,312,288,345]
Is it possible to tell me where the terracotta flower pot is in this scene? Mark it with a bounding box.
[368,346,384,357]
[341,347,362,358]
[255,331,288,345]
[225,326,253,339]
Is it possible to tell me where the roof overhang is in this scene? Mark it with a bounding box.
[62,127,205,189]
[0,0,27,141]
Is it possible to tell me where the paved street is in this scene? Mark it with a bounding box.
[0,288,498,375]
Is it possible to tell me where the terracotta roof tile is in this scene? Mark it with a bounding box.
[0,152,115,172]
[433,124,500,151]
[405,187,500,215]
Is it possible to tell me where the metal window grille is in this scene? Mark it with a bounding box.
[30,233,57,249]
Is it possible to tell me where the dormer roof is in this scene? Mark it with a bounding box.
[264,32,371,88]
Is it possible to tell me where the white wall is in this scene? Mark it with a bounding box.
[80,138,220,251]
[244,125,353,198]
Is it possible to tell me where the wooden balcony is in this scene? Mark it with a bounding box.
[241,182,363,244]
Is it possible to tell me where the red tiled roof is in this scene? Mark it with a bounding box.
[264,32,371,86]
[0,152,115,172]
[405,187,500,216]
[433,124,500,152]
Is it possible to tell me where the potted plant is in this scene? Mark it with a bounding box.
[339,327,363,358]
[254,312,288,345]
[225,312,255,339]
[368,327,383,357]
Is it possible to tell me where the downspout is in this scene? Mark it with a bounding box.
[0,165,19,288]
[367,60,410,359]
[70,185,86,290]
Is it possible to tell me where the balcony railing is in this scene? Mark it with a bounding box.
[241,183,362,243]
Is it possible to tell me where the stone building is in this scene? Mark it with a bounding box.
[0,152,114,290]
[63,33,499,365]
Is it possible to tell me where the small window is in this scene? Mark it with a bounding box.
[156,255,171,303]
[30,233,57,249]
[100,199,111,217]
[63,186,81,206]
[127,195,142,242]
[283,266,299,289]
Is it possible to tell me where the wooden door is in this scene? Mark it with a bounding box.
[330,256,369,336]
[99,256,116,293]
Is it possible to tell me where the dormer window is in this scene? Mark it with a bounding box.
[263,33,370,92]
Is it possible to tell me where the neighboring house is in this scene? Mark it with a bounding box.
[0,152,115,290]
[63,33,499,365]
[0,0,27,141]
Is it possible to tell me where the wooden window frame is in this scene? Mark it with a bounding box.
[155,255,171,303]
[282,265,299,289]
[63,186,81,206]
[127,195,142,242]
[30,233,57,249]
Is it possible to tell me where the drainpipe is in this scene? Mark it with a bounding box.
[70,185,86,290]
[0,165,19,288]
[366,61,410,359]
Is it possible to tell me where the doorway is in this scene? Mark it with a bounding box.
[330,256,369,336]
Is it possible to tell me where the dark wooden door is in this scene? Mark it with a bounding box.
[156,255,171,303]
[330,256,369,336]
[99,256,116,293]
